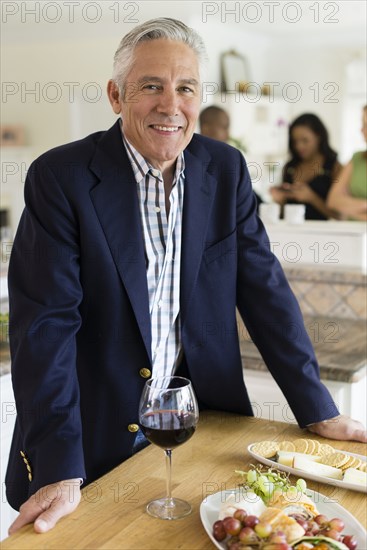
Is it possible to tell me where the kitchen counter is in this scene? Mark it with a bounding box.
[240,315,367,384]
[2,411,366,549]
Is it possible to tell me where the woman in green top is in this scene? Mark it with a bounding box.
[327,106,367,220]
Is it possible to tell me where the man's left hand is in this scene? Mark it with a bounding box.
[308,415,367,442]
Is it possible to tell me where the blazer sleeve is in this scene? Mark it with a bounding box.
[234,153,339,427]
[8,156,86,496]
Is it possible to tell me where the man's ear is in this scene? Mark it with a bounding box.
[107,80,122,114]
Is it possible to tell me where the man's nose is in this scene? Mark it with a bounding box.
[156,88,179,117]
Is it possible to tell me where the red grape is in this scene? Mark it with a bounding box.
[212,520,226,542]
[238,526,258,545]
[342,535,358,550]
[315,514,328,526]
[233,508,248,523]
[307,520,321,534]
[244,514,260,528]
[222,517,242,536]
[329,517,345,532]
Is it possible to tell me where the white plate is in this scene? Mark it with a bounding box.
[247,444,367,494]
[200,488,367,550]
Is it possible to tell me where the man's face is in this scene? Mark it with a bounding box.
[108,39,201,172]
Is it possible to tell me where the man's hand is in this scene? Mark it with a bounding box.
[8,479,81,535]
[308,415,367,443]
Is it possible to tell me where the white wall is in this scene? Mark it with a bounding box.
[2,1,366,157]
[1,1,366,232]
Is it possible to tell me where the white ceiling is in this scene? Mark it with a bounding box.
[1,0,366,44]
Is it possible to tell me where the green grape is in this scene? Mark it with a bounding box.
[235,465,310,505]
[255,521,272,538]
[296,478,307,493]
[247,470,257,484]
[258,475,267,489]
[263,480,274,497]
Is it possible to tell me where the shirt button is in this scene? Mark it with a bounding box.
[155,206,161,212]
[157,300,163,308]
[128,424,139,433]
[139,368,151,379]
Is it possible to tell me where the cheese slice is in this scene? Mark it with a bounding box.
[293,456,343,480]
[343,467,367,487]
[277,451,321,466]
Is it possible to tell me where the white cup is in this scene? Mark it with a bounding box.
[284,204,306,224]
[259,203,281,224]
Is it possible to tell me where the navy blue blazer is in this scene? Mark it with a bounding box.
[6,121,338,510]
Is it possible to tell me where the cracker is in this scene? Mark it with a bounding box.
[318,443,335,457]
[279,440,296,452]
[320,452,349,469]
[293,438,309,453]
[312,439,321,455]
[341,456,361,471]
[304,439,316,455]
[252,441,279,458]
[357,461,366,472]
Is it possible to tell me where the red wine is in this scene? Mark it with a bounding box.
[140,410,196,450]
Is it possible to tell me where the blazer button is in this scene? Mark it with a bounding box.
[128,423,139,433]
[139,368,151,379]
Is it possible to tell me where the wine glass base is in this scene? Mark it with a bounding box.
[146,497,192,520]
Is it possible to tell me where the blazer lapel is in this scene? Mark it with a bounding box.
[89,122,152,361]
[180,142,217,327]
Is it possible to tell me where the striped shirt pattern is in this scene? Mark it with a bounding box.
[122,134,184,379]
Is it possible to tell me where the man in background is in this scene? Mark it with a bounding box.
[199,105,262,209]
[199,105,230,142]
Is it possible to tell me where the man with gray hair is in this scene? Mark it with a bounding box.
[6,17,366,534]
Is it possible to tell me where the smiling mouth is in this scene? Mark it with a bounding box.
[150,124,181,133]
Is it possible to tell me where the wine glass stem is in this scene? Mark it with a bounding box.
[165,449,174,508]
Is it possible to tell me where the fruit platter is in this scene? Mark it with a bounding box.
[200,466,367,550]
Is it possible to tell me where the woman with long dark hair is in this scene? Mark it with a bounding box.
[271,113,342,220]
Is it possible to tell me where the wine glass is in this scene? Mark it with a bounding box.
[139,376,199,520]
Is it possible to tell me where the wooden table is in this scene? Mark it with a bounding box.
[2,412,367,549]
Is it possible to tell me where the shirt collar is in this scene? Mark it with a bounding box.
[119,120,185,185]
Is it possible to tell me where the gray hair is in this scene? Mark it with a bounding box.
[112,17,208,96]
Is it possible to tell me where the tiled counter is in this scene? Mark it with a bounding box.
[285,266,366,320]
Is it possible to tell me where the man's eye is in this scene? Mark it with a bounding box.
[179,86,194,93]
[143,84,160,91]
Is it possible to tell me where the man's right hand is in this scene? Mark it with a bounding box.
[8,479,81,535]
